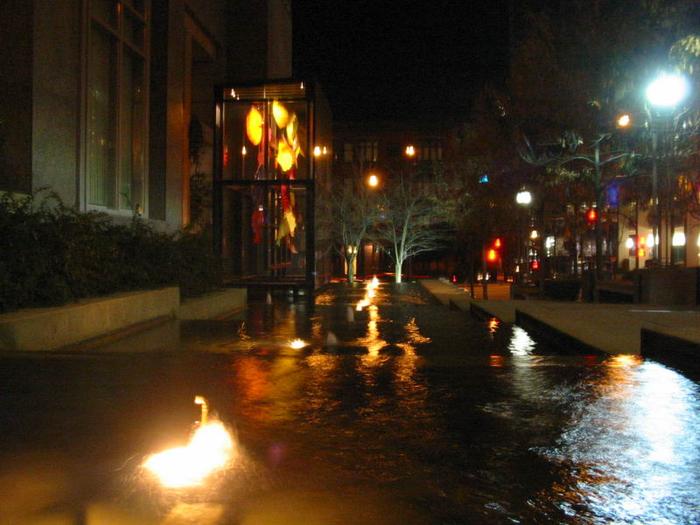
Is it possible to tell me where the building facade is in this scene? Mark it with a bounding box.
[0,0,293,231]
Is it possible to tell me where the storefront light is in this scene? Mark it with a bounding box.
[672,231,686,247]
[625,237,635,250]
[646,233,656,248]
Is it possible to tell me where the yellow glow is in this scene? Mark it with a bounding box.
[322,146,328,155]
[405,145,416,157]
[367,174,379,187]
[276,140,295,172]
[144,420,234,489]
[356,298,370,311]
[272,100,289,128]
[313,145,322,157]
[530,229,539,240]
[371,276,379,287]
[245,106,263,145]
[289,338,307,349]
[617,113,631,128]
[241,146,247,156]
[285,114,298,144]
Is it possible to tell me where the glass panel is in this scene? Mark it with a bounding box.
[119,50,146,212]
[222,184,307,279]
[87,24,117,207]
[91,0,117,29]
[223,99,309,180]
[124,10,144,50]
[126,0,145,16]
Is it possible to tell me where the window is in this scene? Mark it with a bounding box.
[418,141,442,161]
[86,0,149,213]
[343,143,354,163]
[357,141,378,162]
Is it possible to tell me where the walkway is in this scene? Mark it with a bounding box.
[420,279,700,357]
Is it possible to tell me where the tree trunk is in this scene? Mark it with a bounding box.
[347,255,356,284]
[395,256,403,283]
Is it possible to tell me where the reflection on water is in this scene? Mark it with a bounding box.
[0,283,699,524]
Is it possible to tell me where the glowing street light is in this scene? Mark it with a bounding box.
[646,72,691,264]
[616,113,631,128]
[516,190,532,205]
[367,173,379,188]
[646,73,690,109]
[405,145,416,158]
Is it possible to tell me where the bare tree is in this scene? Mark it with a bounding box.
[317,169,378,283]
[375,174,452,283]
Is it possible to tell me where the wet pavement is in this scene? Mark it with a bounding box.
[1,282,699,524]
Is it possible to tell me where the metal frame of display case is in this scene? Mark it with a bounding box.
[213,80,330,293]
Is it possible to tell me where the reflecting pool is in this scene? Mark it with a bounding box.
[1,283,699,524]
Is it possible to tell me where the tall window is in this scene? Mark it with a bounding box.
[87,0,149,213]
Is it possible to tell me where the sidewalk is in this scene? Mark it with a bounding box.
[419,279,700,357]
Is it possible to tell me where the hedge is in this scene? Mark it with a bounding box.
[0,191,221,313]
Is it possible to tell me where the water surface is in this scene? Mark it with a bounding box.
[1,283,698,524]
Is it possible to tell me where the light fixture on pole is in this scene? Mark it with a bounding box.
[645,72,691,265]
[515,190,533,282]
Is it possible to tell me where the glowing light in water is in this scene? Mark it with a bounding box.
[289,338,307,349]
[508,326,535,356]
[143,397,235,489]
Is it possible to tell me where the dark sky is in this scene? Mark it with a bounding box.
[293,1,510,122]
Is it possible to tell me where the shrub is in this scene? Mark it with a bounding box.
[0,191,221,313]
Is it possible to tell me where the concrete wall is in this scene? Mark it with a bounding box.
[266,0,292,79]
[226,0,292,82]
[0,0,34,193]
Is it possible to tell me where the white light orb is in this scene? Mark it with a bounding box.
[516,190,532,205]
[646,73,690,108]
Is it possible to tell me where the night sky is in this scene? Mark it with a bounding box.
[293,1,510,123]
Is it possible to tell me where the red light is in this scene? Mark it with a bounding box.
[487,249,497,262]
[531,260,540,270]
[586,208,598,224]
[494,238,502,249]
[451,274,457,283]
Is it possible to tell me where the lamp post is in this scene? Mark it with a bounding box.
[516,190,532,283]
[645,72,690,266]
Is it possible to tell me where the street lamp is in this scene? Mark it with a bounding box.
[646,73,690,108]
[645,72,690,265]
[405,145,416,158]
[516,190,532,205]
[516,190,532,282]
[367,173,379,188]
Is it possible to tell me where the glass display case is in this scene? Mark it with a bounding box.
[214,80,332,289]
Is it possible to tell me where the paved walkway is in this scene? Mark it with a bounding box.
[420,279,700,355]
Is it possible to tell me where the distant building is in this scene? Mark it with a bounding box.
[0,0,293,231]
[333,120,456,278]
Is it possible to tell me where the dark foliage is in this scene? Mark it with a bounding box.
[0,191,221,313]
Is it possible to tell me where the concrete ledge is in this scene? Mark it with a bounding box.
[641,329,700,379]
[0,287,179,351]
[179,288,247,320]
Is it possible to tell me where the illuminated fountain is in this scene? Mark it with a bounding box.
[143,397,235,489]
